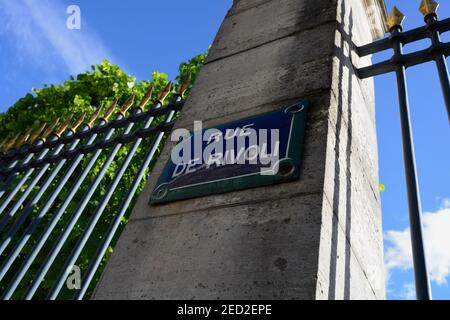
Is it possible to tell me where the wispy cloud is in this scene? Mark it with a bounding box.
[385,198,450,286]
[0,0,118,76]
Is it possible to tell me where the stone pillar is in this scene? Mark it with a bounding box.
[94,0,387,300]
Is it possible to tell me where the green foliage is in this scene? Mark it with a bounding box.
[0,53,206,299]
[0,54,205,137]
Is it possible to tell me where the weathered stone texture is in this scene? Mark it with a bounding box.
[94,194,323,299]
[207,0,338,63]
[315,0,385,299]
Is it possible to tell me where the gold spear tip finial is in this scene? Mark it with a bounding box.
[138,85,154,111]
[71,112,86,132]
[119,93,136,116]
[177,73,192,97]
[87,106,104,128]
[419,0,439,18]
[55,115,74,137]
[4,133,21,152]
[14,128,33,149]
[156,82,173,105]
[387,6,405,31]
[0,138,6,152]
[102,99,118,121]
[29,123,48,144]
[23,127,35,145]
[41,118,60,141]
[0,136,10,153]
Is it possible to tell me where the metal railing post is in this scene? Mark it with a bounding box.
[425,15,450,122]
[389,14,432,299]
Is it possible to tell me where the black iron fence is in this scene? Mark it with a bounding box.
[356,0,449,300]
[0,77,189,300]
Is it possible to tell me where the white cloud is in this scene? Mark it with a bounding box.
[385,198,450,285]
[0,0,119,76]
[399,283,416,300]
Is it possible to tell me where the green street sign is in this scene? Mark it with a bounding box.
[150,101,310,204]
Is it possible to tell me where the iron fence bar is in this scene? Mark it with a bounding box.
[357,16,450,57]
[0,128,85,234]
[0,176,15,200]
[0,163,22,200]
[0,141,45,200]
[0,141,34,174]
[357,42,450,78]
[0,146,34,173]
[0,105,180,176]
[23,101,166,300]
[0,125,98,257]
[0,118,119,295]
[0,137,59,211]
[74,97,181,300]
[0,158,26,197]
[0,117,122,164]
[358,59,394,79]
[426,15,450,122]
[0,106,174,165]
[0,152,13,170]
[391,26,432,300]
[0,134,65,216]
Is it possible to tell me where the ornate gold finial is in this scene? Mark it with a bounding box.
[12,135,23,150]
[0,137,8,153]
[14,128,33,149]
[119,93,136,116]
[387,6,405,31]
[0,139,9,153]
[23,127,35,145]
[177,73,192,97]
[71,113,86,132]
[55,115,73,137]
[4,133,20,152]
[102,100,118,122]
[138,85,154,111]
[156,82,173,105]
[87,106,103,128]
[41,118,60,141]
[29,123,48,144]
[419,0,439,19]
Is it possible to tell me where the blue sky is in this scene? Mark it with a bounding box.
[378,0,450,300]
[0,0,448,300]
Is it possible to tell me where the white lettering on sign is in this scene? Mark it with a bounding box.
[170,121,280,177]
